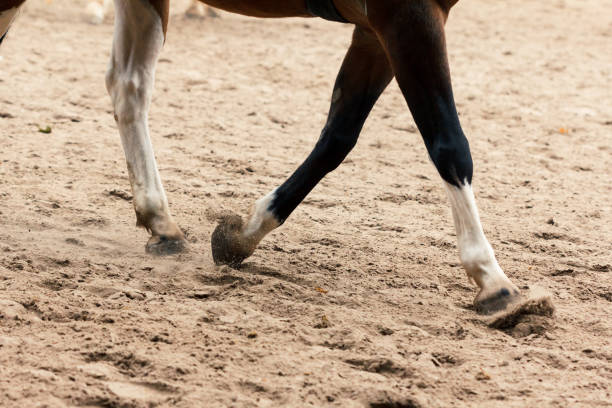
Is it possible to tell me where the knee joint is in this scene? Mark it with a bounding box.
[106,68,149,124]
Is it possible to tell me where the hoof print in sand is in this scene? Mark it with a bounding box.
[0,299,40,323]
[146,235,188,256]
[367,390,423,408]
[346,357,413,378]
[487,290,555,338]
[106,381,178,403]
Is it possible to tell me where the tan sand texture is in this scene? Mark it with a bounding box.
[0,0,611,406]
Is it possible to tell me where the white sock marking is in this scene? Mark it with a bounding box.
[106,0,172,229]
[444,182,511,289]
[243,189,280,244]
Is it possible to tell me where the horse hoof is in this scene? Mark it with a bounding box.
[475,285,521,315]
[211,215,253,267]
[146,235,187,256]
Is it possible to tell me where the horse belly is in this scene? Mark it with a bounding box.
[198,0,310,18]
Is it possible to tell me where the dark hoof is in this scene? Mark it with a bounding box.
[487,290,555,333]
[211,215,254,267]
[475,287,521,315]
[146,235,187,256]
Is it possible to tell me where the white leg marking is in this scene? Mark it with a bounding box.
[106,0,178,237]
[444,182,513,291]
[243,189,281,245]
[0,7,21,39]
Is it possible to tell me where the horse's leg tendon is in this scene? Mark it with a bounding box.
[369,0,520,313]
[211,27,393,266]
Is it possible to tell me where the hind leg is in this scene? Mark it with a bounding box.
[0,1,25,44]
[211,27,393,266]
[369,0,519,313]
[106,0,186,255]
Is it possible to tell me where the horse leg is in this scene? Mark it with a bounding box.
[211,27,393,266]
[0,1,25,44]
[106,0,186,255]
[368,0,519,313]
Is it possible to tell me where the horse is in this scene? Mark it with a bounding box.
[0,0,520,314]
[84,0,219,25]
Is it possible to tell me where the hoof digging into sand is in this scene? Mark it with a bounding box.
[145,235,187,256]
[487,290,555,338]
[211,215,254,267]
[475,287,522,315]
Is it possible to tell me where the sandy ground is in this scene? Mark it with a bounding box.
[1,1,611,407]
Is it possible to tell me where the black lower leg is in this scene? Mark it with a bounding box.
[370,0,472,187]
[270,28,393,223]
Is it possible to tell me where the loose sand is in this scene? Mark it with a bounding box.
[1,0,611,406]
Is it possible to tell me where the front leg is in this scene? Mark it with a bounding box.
[0,1,25,43]
[211,27,394,266]
[106,0,186,255]
[369,0,520,313]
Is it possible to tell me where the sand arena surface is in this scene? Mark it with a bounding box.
[1,0,611,406]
